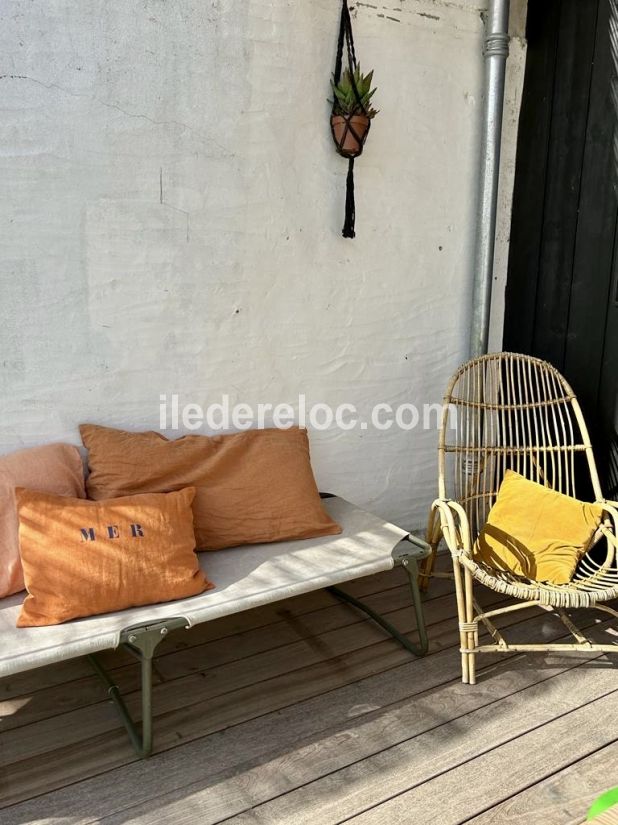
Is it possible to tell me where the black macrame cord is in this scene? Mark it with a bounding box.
[332,0,367,239]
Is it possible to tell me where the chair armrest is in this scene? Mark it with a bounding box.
[597,501,618,549]
[431,498,473,558]
[597,500,618,526]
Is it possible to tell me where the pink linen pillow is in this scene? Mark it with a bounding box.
[0,443,86,597]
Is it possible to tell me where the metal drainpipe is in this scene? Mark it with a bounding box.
[470,0,511,358]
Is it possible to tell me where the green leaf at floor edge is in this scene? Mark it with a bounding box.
[588,786,618,820]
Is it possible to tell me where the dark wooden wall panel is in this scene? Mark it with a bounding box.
[502,0,561,354]
[563,0,615,419]
[503,0,618,491]
[532,0,598,368]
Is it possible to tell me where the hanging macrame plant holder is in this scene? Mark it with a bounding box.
[330,0,371,238]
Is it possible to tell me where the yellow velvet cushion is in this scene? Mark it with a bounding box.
[474,471,604,585]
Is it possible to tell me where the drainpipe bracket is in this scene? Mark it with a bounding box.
[484,31,510,59]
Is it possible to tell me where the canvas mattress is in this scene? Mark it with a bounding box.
[0,497,425,678]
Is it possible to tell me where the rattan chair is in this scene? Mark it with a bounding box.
[424,352,618,684]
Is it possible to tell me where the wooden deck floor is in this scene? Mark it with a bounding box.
[2,555,618,825]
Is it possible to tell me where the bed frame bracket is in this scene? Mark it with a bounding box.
[87,533,430,758]
[88,616,188,758]
[328,535,430,657]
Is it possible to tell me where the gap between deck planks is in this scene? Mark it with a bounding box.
[2,575,454,731]
[2,556,617,825]
[339,680,618,825]
[5,614,616,825]
[0,566,420,701]
[2,573,487,802]
[0,573,464,759]
[93,618,618,825]
[1,561,454,798]
[465,738,618,825]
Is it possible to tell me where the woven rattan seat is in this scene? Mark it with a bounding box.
[424,353,618,683]
[463,555,618,609]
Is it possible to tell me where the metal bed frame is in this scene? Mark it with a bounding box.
[87,533,429,757]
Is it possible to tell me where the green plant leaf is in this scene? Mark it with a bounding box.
[588,787,618,820]
[331,65,378,116]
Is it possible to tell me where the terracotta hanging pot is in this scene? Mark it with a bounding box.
[330,112,371,159]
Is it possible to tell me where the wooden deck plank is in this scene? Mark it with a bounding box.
[464,741,618,825]
[0,565,434,702]
[126,619,616,825]
[2,604,611,820]
[2,578,452,732]
[0,599,505,805]
[0,574,503,808]
[0,584,497,770]
[340,682,618,825]
[94,638,615,825]
[3,559,617,825]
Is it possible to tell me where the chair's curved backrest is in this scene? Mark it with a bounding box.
[438,352,603,539]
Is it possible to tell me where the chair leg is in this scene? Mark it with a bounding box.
[464,567,477,685]
[451,555,470,683]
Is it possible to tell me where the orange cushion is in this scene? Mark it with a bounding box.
[0,444,86,598]
[80,425,342,550]
[17,487,213,627]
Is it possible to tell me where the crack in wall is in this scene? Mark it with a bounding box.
[0,74,233,157]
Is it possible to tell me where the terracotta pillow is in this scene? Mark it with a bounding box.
[17,487,213,627]
[80,425,342,550]
[0,443,86,598]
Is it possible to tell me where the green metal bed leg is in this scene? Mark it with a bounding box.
[88,616,187,758]
[88,651,152,757]
[402,556,429,655]
[328,550,429,657]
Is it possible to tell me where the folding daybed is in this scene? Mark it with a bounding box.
[0,495,430,756]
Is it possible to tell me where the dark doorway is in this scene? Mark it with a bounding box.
[503,0,618,496]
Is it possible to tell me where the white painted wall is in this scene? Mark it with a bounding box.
[0,0,525,531]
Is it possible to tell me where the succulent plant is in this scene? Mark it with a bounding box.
[330,65,378,118]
